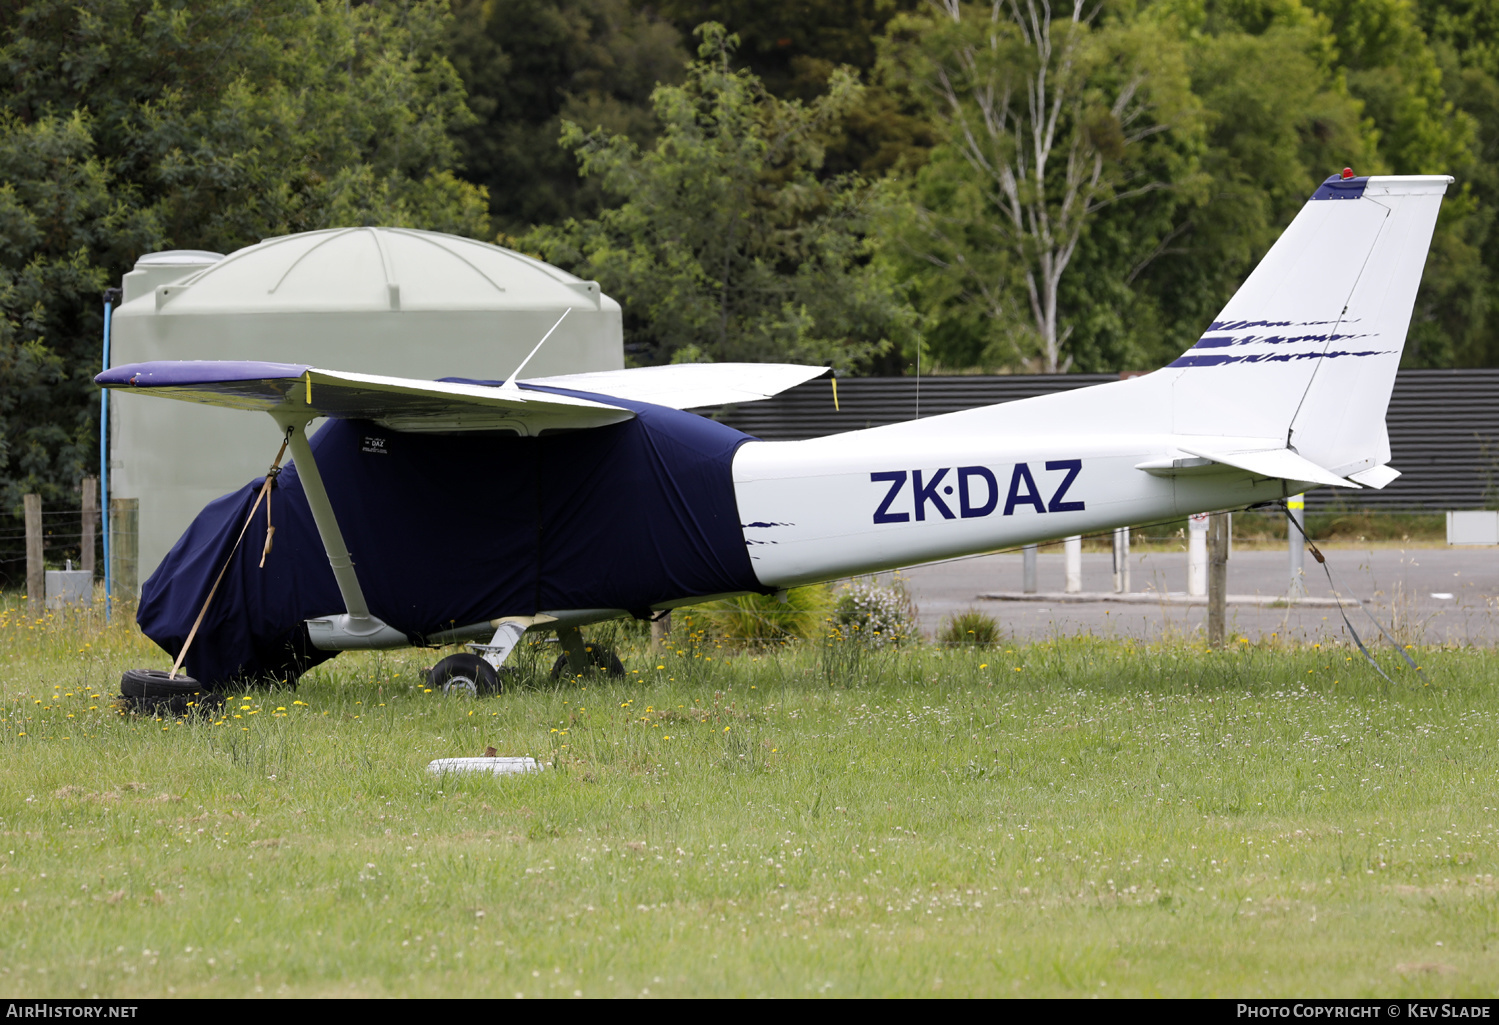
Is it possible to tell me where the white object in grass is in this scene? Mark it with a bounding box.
[427,757,541,777]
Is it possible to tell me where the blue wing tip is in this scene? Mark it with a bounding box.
[96,360,311,387]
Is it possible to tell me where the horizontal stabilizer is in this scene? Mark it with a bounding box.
[1346,464,1401,489]
[524,362,830,409]
[1177,445,1359,488]
[97,361,634,435]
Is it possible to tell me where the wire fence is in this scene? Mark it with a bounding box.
[0,505,106,584]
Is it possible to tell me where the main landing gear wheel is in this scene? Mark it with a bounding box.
[428,653,501,696]
[549,647,625,681]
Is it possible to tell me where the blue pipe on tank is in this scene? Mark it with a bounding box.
[101,288,120,621]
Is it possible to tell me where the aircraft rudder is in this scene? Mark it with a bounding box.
[1165,173,1450,469]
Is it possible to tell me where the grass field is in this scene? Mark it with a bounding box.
[1,597,1497,997]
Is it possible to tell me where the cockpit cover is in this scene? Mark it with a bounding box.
[137,386,761,685]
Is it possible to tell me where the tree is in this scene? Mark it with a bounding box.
[1104,5,1382,370]
[654,0,939,182]
[0,0,489,582]
[447,0,689,234]
[523,24,915,369]
[1404,0,1499,366]
[1304,0,1484,369]
[0,112,155,541]
[881,1,1199,373]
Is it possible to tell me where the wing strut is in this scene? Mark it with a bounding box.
[501,308,569,390]
[276,414,407,650]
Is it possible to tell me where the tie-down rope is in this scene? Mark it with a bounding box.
[1281,501,1424,684]
[169,428,292,680]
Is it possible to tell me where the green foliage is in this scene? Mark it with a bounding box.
[1227,508,1446,541]
[698,584,834,645]
[652,0,935,180]
[1305,0,1488,369]
[873,0,1498,374]
[879,2,1204,373]
[0,0,488,579]
[938,608,1000,646]
[1,0,488,251]
[523,24,916,369]
[447,0,689,233]
[657,0,912,98]
[1097,5,1382,371]
[0,111,152,516]
[1409,0,1499,367]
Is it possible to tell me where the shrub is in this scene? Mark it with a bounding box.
[833,581,918,647]
[699,584,833,645]
[939,609,1000,646]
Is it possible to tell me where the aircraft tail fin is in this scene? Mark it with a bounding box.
[1163,173,1450,480]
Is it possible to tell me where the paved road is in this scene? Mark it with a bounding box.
[886,546,1499,645]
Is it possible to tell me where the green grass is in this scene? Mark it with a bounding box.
[1,595,1498,997]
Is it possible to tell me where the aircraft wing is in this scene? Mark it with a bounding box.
[523,362,830,409]
[97,361,635,435]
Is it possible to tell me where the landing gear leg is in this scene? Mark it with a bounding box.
[470,620,529,672]
[550,625,626,680]
[556,625,591,679]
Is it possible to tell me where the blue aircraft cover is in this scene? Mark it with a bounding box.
[137,385,763,685]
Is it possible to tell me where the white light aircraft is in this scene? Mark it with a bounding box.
[98,172,1449,693]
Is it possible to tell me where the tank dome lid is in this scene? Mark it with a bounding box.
[142,227,603,315]
[133,250,225,267]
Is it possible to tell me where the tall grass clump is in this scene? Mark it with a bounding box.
[938,608,1000,645]
[694,584,833,645]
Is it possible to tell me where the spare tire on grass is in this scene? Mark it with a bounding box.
[119,669,223,716]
